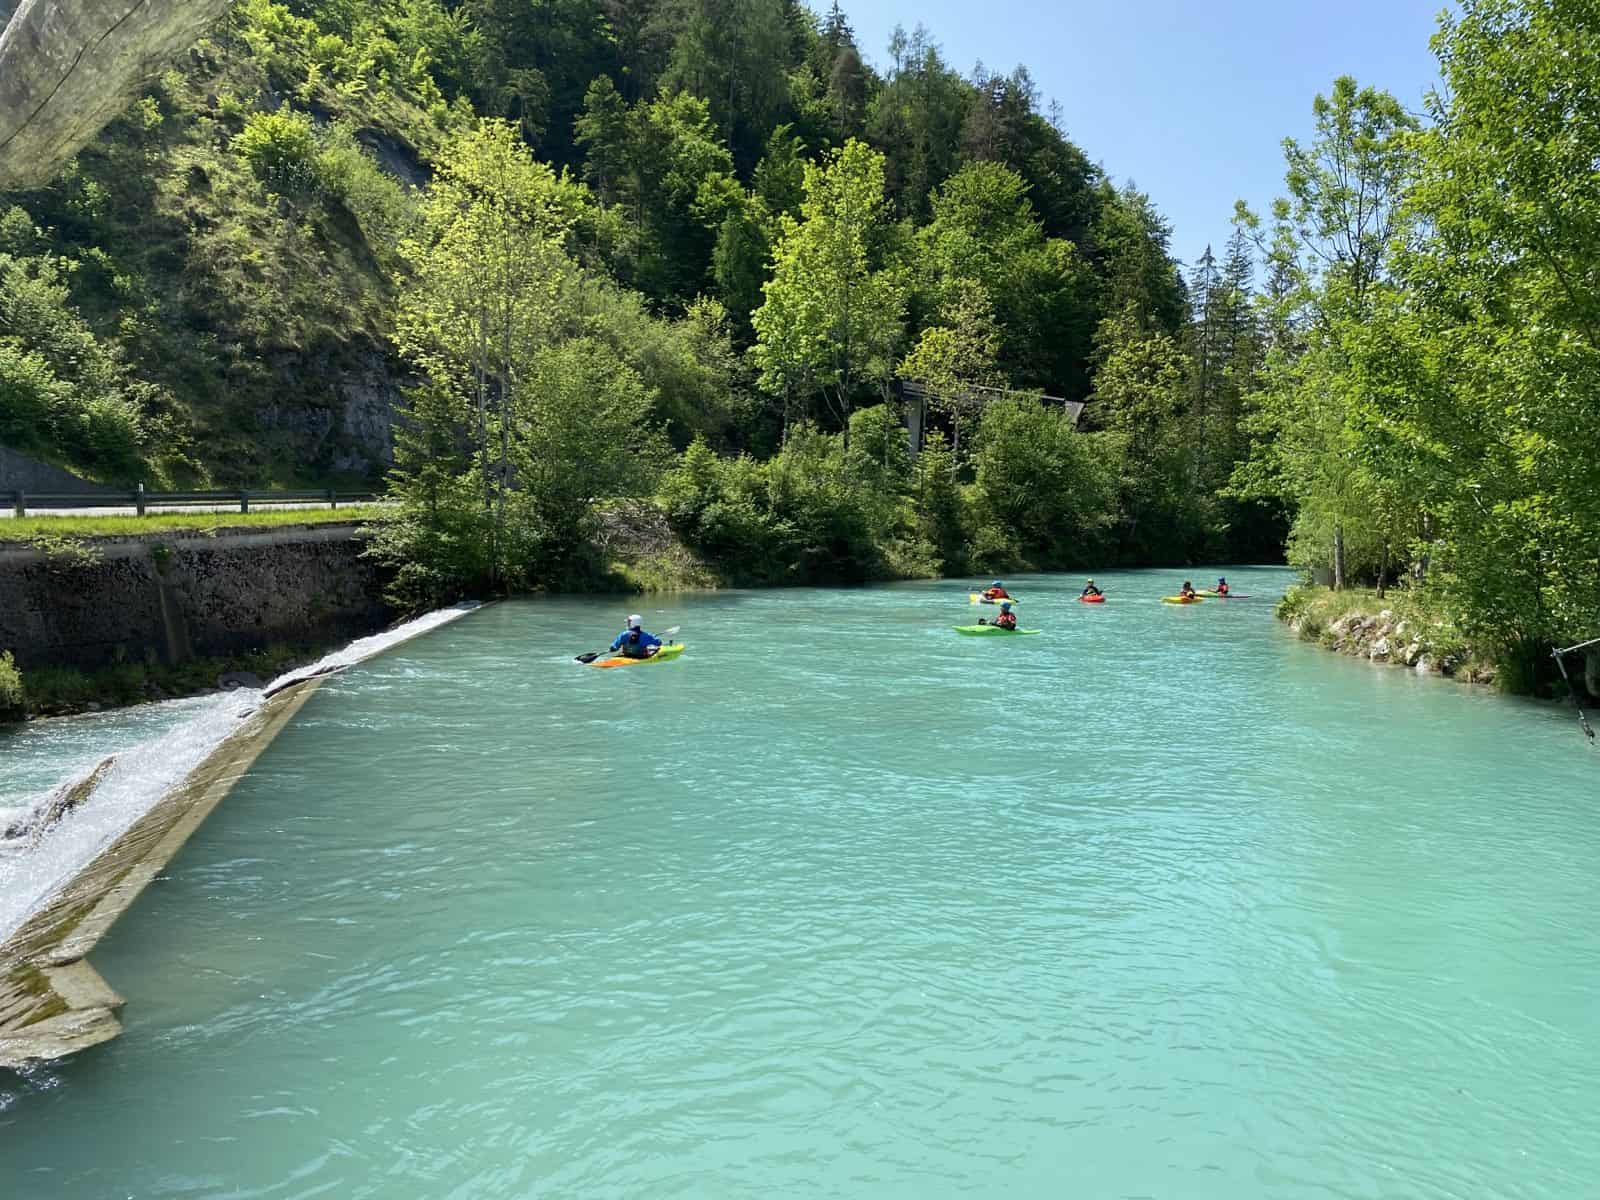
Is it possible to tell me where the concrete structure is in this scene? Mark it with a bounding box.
[895,380,1087,458]
[0,0,230,191]
[0,680,323,1064]
[0,603,481,1066]
[0,446,117,496]
[0,523,391,671]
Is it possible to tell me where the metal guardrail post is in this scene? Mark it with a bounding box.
[240,490,249,514]
[327,488,337,510]
[12,491,22,518]
[135,483,145,517]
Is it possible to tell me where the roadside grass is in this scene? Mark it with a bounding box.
[0,506,389,542]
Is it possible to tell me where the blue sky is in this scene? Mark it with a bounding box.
[817,1,1447,267]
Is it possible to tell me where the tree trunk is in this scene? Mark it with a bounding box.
[1332,524,1347,591]
[1376,542,1388,599]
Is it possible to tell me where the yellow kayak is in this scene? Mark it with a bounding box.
[591,643,687,669]
[1161,595,1203,605]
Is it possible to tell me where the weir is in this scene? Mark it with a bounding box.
[0,604,480,1066]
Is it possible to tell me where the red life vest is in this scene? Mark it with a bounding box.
[996,612,1017,629]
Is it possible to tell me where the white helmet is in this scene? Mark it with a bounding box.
[627,614,642,628]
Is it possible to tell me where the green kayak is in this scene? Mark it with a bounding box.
[953,625,1041,636]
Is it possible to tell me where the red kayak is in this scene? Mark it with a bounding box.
[1078,594,1105,604]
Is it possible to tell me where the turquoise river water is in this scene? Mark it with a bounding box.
[3,567,1599,1198]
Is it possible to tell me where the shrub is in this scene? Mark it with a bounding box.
[0,652,23,720]
[315,121,415,247]
[662,420,907,586]
[235,107,322,194]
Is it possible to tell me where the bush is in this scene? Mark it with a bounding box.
[662,416,921,586]
[235,107,323,194]
[0,252,149,481]
[0,652,23,720]
[315,121,416,247]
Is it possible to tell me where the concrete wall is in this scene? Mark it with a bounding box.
[0,445,117,496]
[0,524,392,671]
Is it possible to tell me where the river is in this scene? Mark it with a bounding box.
[3,568,1598,1198]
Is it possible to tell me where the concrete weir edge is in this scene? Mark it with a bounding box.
[0,604,482,1068]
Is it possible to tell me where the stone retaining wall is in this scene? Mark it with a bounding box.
[0,524,392,671]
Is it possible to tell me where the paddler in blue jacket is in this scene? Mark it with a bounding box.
[610,614,662,659]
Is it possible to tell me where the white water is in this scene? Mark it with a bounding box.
[0,604,479,944]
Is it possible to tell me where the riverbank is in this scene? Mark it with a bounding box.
[1276,584,1501,686]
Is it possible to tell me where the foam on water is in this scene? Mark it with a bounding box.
[0,603,478,943]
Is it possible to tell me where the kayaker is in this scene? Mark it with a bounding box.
[1081,578,1102,598]
[610,614,662,659]
[1215,576,1230,596]
[994,601,1018,631]
[983,580,1011,601]
[1179,580,1197,601]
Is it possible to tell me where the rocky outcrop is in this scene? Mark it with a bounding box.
[1284,606,1496,686]
[255,348,400,477]
[1,755,116,849]
[0,0,229,191]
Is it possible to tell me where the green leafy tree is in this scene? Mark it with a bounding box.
[971,396,1117,569]
[1233,76,1419,588]
[388,120,578,589]
[1088,303,1199,559]
[1350,0,1600,666]
[751,139,905,445]
[898,278,1002,462]
[916,160,1096,395]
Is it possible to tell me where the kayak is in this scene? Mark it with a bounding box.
[1198,591,1250,599]
[1078,594,1105,604]
[591,642,687,669]
[1161,595,1204,605]
[968,593,1019,606]
[953,625,1041,636]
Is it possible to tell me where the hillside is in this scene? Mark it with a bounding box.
[0,0,1194,491]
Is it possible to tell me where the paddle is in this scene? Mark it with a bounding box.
[576,626,680,665]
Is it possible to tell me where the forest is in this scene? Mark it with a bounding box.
[0,0,1596,687]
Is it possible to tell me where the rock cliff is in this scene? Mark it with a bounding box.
[0,0,228,191]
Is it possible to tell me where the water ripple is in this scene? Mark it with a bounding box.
[4,571,1600,1199]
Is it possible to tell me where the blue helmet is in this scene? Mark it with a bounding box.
[992,580,1003,588]
[1000,600,1013,611]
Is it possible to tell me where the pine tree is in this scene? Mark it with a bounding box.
[1185,245,1223,485]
